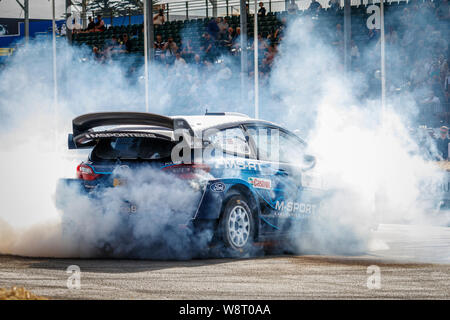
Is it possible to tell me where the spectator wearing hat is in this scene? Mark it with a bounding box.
[436,126,450,160]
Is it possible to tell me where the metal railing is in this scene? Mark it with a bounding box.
[81,0,410,24]
[158,0,409,21]
[163,0,289,20]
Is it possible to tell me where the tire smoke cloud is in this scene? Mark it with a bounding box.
[0,12,448,259]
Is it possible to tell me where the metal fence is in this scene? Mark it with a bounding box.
[158,0,409,21]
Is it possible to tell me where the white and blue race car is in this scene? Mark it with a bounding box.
[59,112,326,256]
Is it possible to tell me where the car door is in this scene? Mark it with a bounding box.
[203,125,262,182]
[243,125,304,235]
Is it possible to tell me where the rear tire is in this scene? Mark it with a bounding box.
[218,195,256,257]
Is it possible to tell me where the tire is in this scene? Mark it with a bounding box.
[218,194,256,256]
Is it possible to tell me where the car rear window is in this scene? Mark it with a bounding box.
[91,137,174,160]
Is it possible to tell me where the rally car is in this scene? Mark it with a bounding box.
[60,112,325,256]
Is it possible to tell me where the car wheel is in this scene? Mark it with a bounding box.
[219,195,256,256]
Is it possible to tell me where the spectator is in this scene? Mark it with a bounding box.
[386,26,399,46]
[207,18,220,40]
[121,34,133,53]
[274,18,286,40]
[174,52,187,69]
[350,40,360,69]
[105,35,120,57]
[436,0,450,20]
[260,57,271,75]
[153,9,165,26]
[264,43,277,65]
[60,23,67,36]
[328,0,340,13]
[258,2,266,17]
[436,126,450,160]
[330,23,344,54]
[92,46,104,62]
[201,32,216,61]
[252,33,268,53]
[218,17,229,36]
[159,53,168,67]
[438,54,448,86]
[154,34,166,61]
[308,0,322,13]
[164,36,178,64]
[193,54,205,69]
[287,0,299,14]
[71,19,82,34]
[222,27,235,47]
[367,28,380,51]
[86,17,95,31]
[232,27,241,51]
[421,88,442,115]
[94,15,106,32]
[180,39,194,55]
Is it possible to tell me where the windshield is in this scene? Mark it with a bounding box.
[91,137,174,160]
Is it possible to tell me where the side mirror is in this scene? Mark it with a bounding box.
[302,154,316,171]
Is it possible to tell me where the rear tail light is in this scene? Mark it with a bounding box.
[76,163,102,181]
[162,163,210,179]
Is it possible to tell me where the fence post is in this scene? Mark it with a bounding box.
[186,1,189,20]
[226,0,229,16]
[167,3,170,21]
[206,0,209,18]
[240,0,248,104]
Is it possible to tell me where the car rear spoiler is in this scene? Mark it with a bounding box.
[68,112,177,149]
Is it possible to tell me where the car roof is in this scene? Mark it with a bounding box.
[172,114,282,135]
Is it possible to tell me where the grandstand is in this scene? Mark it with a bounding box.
[66,0,449,127]
[71,1,447,57]
[0,0,448,127]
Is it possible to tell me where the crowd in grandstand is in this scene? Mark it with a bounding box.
[380,0,449,126]
[416,125,450,160]
[71,0,449,127]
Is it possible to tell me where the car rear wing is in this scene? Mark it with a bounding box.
[69,112,178,149]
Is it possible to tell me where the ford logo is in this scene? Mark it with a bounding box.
[210,182,226,192]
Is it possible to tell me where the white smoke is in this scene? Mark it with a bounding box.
[269,18,449,255]
[54,166,211,259]
[0,12,448,260]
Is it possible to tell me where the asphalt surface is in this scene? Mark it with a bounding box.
[0,224,449,299]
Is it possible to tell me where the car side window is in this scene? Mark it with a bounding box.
[278,132,305,163]
[207,127,251,157]
[246,126,305,163]
[245,126,275,161]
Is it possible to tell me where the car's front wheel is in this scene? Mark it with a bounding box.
[218,195,256,256]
